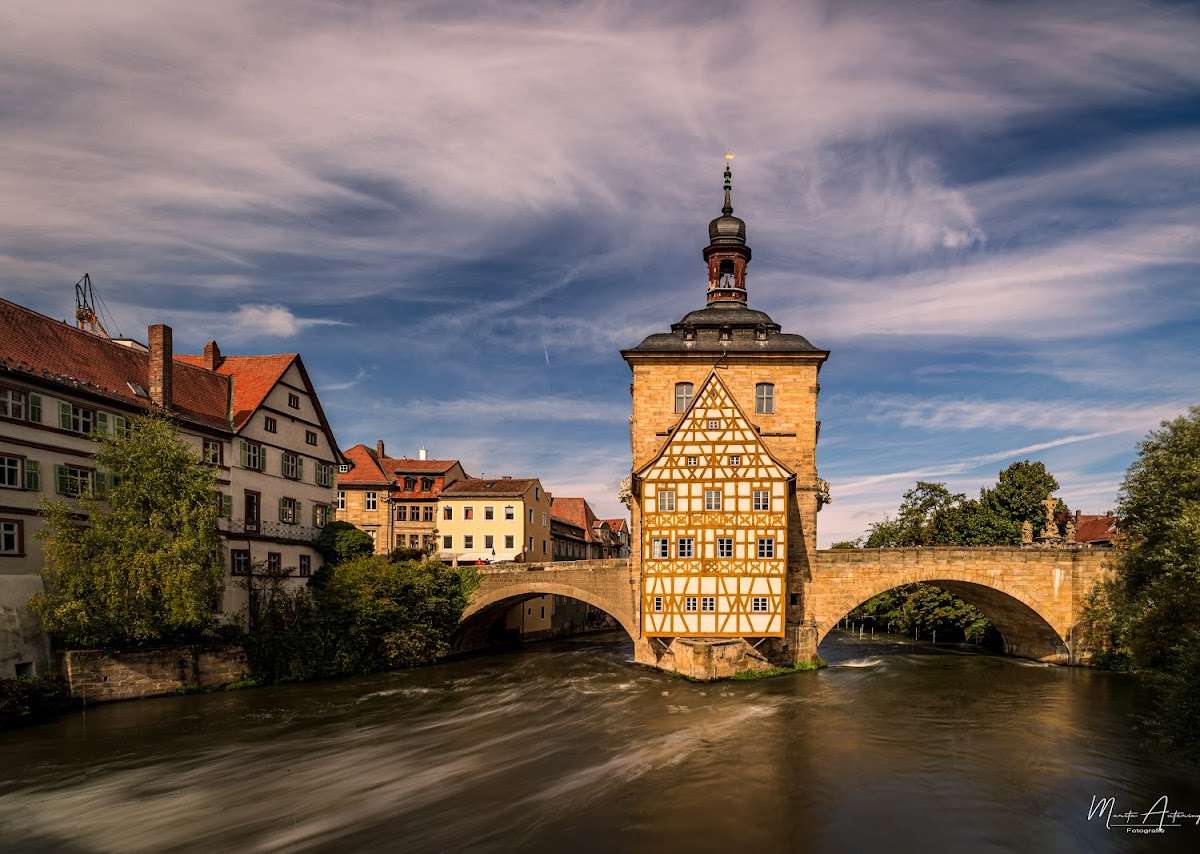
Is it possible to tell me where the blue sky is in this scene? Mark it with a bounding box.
[2,0,1198,544]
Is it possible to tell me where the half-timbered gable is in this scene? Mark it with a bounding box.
[636,369,792,637]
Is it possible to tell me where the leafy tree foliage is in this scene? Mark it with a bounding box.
[314,520,375,566]
[30,415,224,648]
[849,584,993,644]
[829,539,862,550]
[244,557,478,683]
[1085,407,1200,756]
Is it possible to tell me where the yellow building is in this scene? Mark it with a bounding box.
[437,477,552,563]
[621,160,828,651]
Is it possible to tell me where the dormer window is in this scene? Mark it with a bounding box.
[421,478,433,491]
[682,324,695,343]
[404,477,416,491]
[719,325,732,343]
[755,324,768,342]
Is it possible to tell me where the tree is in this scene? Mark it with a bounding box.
[979,460,1061,544]
[314,520,374,567]
[829,539,861,550]
[30,415,224,648]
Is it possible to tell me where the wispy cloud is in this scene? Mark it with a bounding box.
[232,304,347,338]
[848,396,1190,434]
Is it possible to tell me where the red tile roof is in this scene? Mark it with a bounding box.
[1075,514,1119,544]
[552,497,600,542]
[176,352,294,430]
[337,443,389,485]
[380,458,461,475]
[0,297,230,429]
[442,477,539,498]
[601,518,629,535]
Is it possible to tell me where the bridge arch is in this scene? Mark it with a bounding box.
[460,582,637,643]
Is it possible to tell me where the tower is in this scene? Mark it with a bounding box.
[621,158,829,675]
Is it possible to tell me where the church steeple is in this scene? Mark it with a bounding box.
[704,153,752,305]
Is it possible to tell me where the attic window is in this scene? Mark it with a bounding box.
[755,324,769,342]
[484,482,495,488]
[127,381,148,397]
[338,464,350,473]
[682,325,695,342]
[719,325,732,343]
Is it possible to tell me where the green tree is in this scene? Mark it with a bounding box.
[30,415,224,648]
[829,539,861,550]
[979,459,1061,544]
[314,520,374,567]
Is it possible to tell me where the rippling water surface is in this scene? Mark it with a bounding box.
[2,632,1198,853]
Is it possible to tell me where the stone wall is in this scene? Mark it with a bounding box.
[63,646,249,703]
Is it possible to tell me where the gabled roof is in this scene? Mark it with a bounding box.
[442,477,539,498]
[1075,514,1119,544]
[0,297,230,430]
[552,496,600,542]
[633,368,796,480]
[338,443,389,485]
[601,518,630,535]
[175,352,295,430]
[381,458,461,475]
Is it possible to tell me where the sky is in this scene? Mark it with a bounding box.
[2,0,1198,545]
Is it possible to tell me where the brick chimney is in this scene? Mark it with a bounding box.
[376,439,386,460]
[148,324,173,409]
[202,339,222,371]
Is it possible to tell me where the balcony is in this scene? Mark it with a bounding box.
[220,518,322,544]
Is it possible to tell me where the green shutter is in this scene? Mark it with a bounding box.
[113,415,127,437]
[96,412,109,434]
[54,464,68,495]
[221,494,233,518]
[294,500,302,524]
[58,402,72,430]
[279,496,287,523]
[28,394,42,424]
[24,460,39,491]
[94,471,110,497]
[297,457,304,481]
[240,440,249,468]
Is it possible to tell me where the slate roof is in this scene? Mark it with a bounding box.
[622,300,825,356]
[442,477,539,498]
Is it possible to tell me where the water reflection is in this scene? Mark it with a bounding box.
[1,632,1198,853]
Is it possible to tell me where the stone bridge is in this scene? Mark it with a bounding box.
[458,547,1114,667]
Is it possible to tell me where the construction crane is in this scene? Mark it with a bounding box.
[74,273,110,337]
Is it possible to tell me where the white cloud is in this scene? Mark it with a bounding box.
[850,396,1190,434]
[231,304,346,338]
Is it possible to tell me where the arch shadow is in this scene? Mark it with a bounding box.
[819,579,1070,664]
[455,583,636,654]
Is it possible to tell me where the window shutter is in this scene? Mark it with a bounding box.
[297,457,304,481]
[279,496,287,523]
[94,471,110,497]
[240,440,249,468]
[96,412,109,434]
[24,460,40,491]
[294,500,302,523]
[221,494,233,518]
[28,394,42,424]
[59,402,72,430]
[54,464,67,495]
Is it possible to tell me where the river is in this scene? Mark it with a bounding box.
[2,632,1198,853]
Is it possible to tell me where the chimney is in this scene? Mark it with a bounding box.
[376,439,386,460]
[148,324,173,409]
[202,339,222,371]
[419,446,428,461]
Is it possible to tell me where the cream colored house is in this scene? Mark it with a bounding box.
[0,298,342,677]
[437,477,552,563]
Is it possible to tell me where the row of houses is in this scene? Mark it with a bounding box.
[0,295,626,678]
[333,440,629,563]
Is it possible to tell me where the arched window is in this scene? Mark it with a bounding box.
[674,382,694,414]
[755,382,775,414]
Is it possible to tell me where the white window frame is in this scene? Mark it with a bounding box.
[677,538,694,558]
[653,596,664,613]
[751,597,770,613]
[504,505,515,520]
[674,382,694,414]
[753,490,770,511]
[658,490,676,512]
[755,383,775,415]
[337,490,345,511]
[0,519,21,555]
[685,595,698,612]
[686,456,698,467]
[365,491,377,512]
[717,537,733,558]
[704,489,722,511]
[729,455,741,466]
[701,596,716,613]
[706,418,719,430]
[652,538,669,559]
[0,456,20,489]
[757,537,775,558]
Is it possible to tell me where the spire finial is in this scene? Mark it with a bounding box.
[722,151,734,215]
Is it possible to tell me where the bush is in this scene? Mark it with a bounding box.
[314,521,375,567]
[0,676,78,729]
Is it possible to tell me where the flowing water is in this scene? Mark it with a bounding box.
[2,632,1198,853]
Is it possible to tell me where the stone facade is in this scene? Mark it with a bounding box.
[63,646,249,703]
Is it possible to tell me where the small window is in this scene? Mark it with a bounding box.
[529,508,534,524]
[677,538,694,558]
[23,460,40,492]
[674,382,694,414]
[337,490,345,511]
[55,464,93,497]
[281,452,301,480]
[299,555,311,577]
[230,549,251,575]
[484,506,494,520]
[653,596,664,613]
[0,456,20,489]
[264,415,277,433]
[267,552,282,573]
[287,393,300,409]
[240,440,264,471]
[504,505,514,520]
[464,506,474,520]
[652,538,669,559]
[365,491,377,511]
[704,489,722,511]
[658,491,676,512]
[305,430,318,446]
[464,535,474,549]
[0,388,26,420]
[701,596,716,613]
[316,462,333,488]
[422,505,434,521]
[202,439,222,465]
[443,535,453,549]
[505,534,514,549]
[484,534,494,550]
[395,505,408,521]
[685,595,698,612]
[751,597,770,613]
[421,478,432,491]
[313,503,329,527]
[717,537,733,558]
[338,463,350,473]
[753,490,770,511]
[729,455,741,466]
[404,477,416,491]
[755,383,775,414]
[535,487,541,500]
[0,519,23,555]
[706,419,720,430]
[757,538,775,559]
[443,506,453,520]
[278,497,298,525]
[686,456,699,467]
